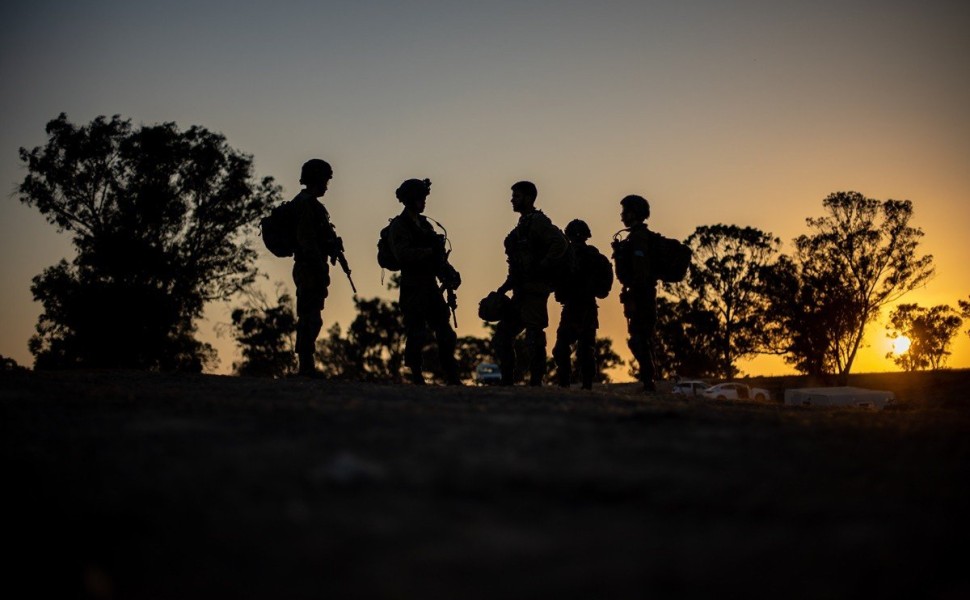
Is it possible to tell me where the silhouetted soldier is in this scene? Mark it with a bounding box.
[552,219,613,390]
[493,181,568,386]
[292,159,340,377]
[612,194,660,392]
[386,178,462,385]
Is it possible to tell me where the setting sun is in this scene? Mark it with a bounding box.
[891,335,912,356]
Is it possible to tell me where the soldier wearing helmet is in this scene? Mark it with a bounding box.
[385,178,462,385]
[552,219,613,389]
[292,158,339,377]
[612,194,659,392]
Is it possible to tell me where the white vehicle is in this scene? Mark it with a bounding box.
[671,380,709,397]
[702,382,770,402]
[474,362,502,385]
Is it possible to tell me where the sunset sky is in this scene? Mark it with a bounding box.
[2,0,968,377]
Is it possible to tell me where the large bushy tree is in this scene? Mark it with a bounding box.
[230,288,297,377]
[345,296,407,381]
[653,296,721,379]
[885,303,963,371]
[763,191,934,380]
[668,224,781,378]
[18,113,280,371]
[760,256,862,377]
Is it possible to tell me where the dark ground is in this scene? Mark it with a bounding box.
[3,369,969,599]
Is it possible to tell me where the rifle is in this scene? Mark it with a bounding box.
[424,215,460,327]
[329,235,357,295]
[446,287,458,328]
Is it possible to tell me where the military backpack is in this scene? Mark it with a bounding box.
[376,218,402,271]
[260,200,299,258]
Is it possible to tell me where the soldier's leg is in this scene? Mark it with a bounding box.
[525,327,547,386]
[402,307,429,385]
[295,295,324,375]
[552,313,577,388]
[293,263,329,376]
[404,329,429,384]
[493,316,524,386]
[520,290,551,387]
[430,296,461,385]
[577,324,596,390]
[627,315,657,391]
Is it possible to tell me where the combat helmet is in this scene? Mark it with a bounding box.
[564,219,592,242]
[396,178,431,203]
[478,291,511,323]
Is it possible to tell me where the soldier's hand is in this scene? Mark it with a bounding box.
[439,264,461,290]
[447,269,462,290]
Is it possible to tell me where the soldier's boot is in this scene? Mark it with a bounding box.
[298,353,318,377]
[556,363,570,388]
[493,330,516,386]
[443,369,463,386]
[407,365,425,385]
[438,347,463,386]
[497,352,516,386]
[580,358,594,390]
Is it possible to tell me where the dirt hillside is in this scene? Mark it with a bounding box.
[3,369,969,599]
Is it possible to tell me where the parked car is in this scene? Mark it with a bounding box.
[702,382,770,402]
[474,362,502,385]
[671,380,709,397]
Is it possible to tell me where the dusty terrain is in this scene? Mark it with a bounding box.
[3,369,969,599]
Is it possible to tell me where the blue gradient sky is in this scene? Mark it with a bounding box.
[3,0,969,376]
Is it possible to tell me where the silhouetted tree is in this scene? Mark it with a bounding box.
[348,296,406,381]
[668,224,781,378]
[762,192,934,381]
[960,296,970,340]
[1,355,29,373]
[885,303,963,371]
[653,296,721,379]
[18,113,280,371]
[760,256,861,378]
[455,336,494,380]
[230,287,297,377]
[312,296,405,381]
[315,323,359,380]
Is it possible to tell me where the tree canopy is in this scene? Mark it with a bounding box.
[669,224,781,378]
[18,113,280,370]
[886,303,963,371]
[763,191,934,379]
[230,288,297,377]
